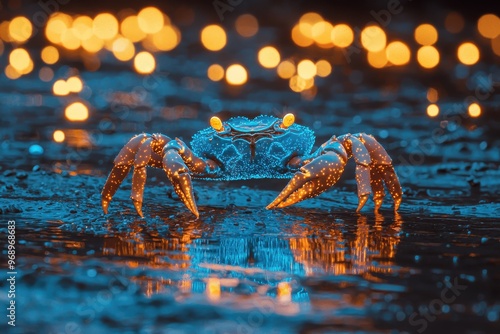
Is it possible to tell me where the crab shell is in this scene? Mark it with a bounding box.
[190,115,315,180]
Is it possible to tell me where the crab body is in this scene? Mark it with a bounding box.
[190,115,315,180]
[101,114,402,218]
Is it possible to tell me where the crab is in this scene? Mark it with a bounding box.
[101,114,402,218]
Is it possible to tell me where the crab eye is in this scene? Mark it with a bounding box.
[281,113,295,128]
[210,116,224,131]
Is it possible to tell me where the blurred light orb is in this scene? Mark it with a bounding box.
[457,42,480,65]
[41,46,59,65]
[226,64,248,85]
[289,75,314,92]
[45,16,69,44]
[152,25,180,51]
[72,16,93,40]
[134,51,156,74]
[427,104,439,117]
[492,35,500,56]
[0,40,3,56]
[361,25,386,52]
[5,65,21,80]
[61,28,81,50]
[201,25,226,51]
[137,7,164,34]
[207,64,225,81]
[67,76,83,93]
[315,59,331,77]
[93,13,119,40]
[258,46,280,68]
[367,50,388,68]
[9,48,31,72]
[331,24,354,47]
[291,24,314,47]
[112,37,135,61]
[299,12,323,38]
[312,21,333,47]
[468,103,481,117]
[417,46,440,68]
[427,88,438,103]
[21,60,34,75]
[277,60,295,79]
[235,14,259,37]
[445,12,464,33]
[53,79,69,96]
[477,14,500,39]
[82,34,104,53]
[386,41,411,65]
[39,67,54,82]
[9,16,32,43]
[65,102,89,121]
[297,59,316,79]
[121,16,147,42]
[414,24,438,45]
[53,130,65,143]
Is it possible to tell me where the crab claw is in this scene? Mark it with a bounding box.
[163,150,199,218]
[267,151,345,209]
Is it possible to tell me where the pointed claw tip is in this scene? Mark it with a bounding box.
[102,200,109,214]
[133,200,144,218]
[356,194,369,212]
[394,198,402,211]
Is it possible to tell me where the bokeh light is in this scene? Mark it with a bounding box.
[315,60,331,77]
[5,65,21,80]
[277,60,295,79]
[457,42,480,65]
[53,130,65,143]
[112,37,135,61]
[235,14,259,37]
[53,79,69,96]
[226,64,248,85]
[427,104,439,117]
[297,59,316,79]
[61,28,81,50]
[39,67,54,82]
[477,14,500,39]
[291,24,314,47]
[137,7,164,34]
[468,103,481,117]
[8,16,32,43]
[427,88,438,103]
[367,50,388,68]
[65,102,89,121]
[417,46,440,69]
[386,41,411,66]
[9,48,31,73]
[207,64,225,81]
[289,75,314,92]
[81,34,104,53]
[72,16,93,40]
[414,24,438,45]
[67,76,83,93]
[445,12,464,33]
[152,25,180,51]
[41,46,59,65]
[201,25,227,51]
[121,16,147,42]
[134,52,156,74]
[311,21,333,47]
[492,36,500,56]
[93,13,119,40]
[258,46,280,68]
[361,25,386,52]
[331,24,354,47]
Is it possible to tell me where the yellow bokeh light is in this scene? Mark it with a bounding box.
[137,7,164,34]
[9,48,31,72]
[201,25,226,51]
[61,28,81,50]
[21,60,34,75]
[53,130,65,143]
[468,103,481,117]
[427,104,439,117]
[386,41,411,66]
[291,24,314,47]
[299,12,323,38]
[427,88,438,103]
[121,16,147,43]
[152,25,180,51]
[207,64,224,81]
[93,13,118,40]
[45,17,68,44]
[361,25,387,52]
[235,14,259,37]
[5,65,21,80]
[1,21,14,42]
[492,35,500,56]
[41,46,59,65]
[134,51,156,74]
[312,21,334,46]
[53,79,69,96]
[0,40,3,56]
[457,42,480,65]
[9,16,32,43]
[65,102,89,121]
[82,34,104,53]
[226,64,248,85]
[289,75,314,92]
[331,24,354,48]
[445,12,464,34]
[367,50,388,68]
[67,76,83,93]
[315,59,331,77]
[417,46,440,69]
[39,67,54,82]
[72,16,93,40]
[477,14,500,39]
[277,60,295,79]
[112,37,135,61]
[258,46,280,68]
[297,59,316,79]
[414,24,438,45]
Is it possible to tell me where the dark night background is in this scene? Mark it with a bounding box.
[0,0,499,333]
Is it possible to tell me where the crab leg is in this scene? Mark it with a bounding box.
[267,137,348,209]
